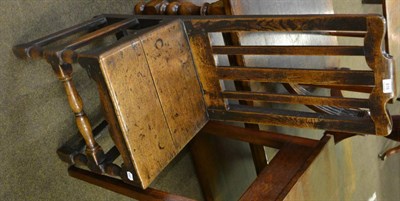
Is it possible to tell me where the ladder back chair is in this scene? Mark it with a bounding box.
[180,14,394,136]
[13,11,395,200]
[138,0,400,161]
[136,0,397,135]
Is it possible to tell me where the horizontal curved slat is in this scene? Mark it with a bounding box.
[212,46,365,56]
[189,14,371,33]
[222,91,370,108]
[217,67,375,86]
[208,105,376,134]
[300,84,373,93]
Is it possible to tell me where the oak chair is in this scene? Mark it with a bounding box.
[138,0,400,161]
[13,8,395,201]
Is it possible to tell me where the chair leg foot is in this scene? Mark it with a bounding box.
[378,153,386,161]
[379,145,400,161]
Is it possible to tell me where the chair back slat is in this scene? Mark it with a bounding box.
[180,14,396,135]
[212,45,365,56]
[216,67,375,86]
[209,105,376,134]
[221,91,370,109]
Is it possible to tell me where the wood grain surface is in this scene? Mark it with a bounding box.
[141,20,208,149]
[99,37,175,188]
[97,20,208,188]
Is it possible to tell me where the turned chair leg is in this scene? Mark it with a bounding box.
[51,63,105,172]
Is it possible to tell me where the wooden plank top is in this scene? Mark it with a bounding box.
[98,20,208,188]
[141,21,208,148]
[99,37,176,188]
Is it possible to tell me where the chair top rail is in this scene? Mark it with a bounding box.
[44,17,140,65]
[13,15,108,60]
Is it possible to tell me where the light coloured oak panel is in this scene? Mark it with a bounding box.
[141,20,208,150]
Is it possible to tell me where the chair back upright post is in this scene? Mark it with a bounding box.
[176,14,395,135]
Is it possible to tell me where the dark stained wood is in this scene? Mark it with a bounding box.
[166,2,201,15]
[212,45,365,56]
[129,11,396,135]
[283,84,368,117]
[12,16,108,60]
[136,0,269,181]
[315,31,365,37]
[12,14,147,177]
[363,15,395,136]
[282,136,340,200]
[166,1,225,15]
[222,91,370,108]
[140,0,169,15]
[240,143,314,201]
[190,133,222,201]
[362,0,383,3]
[12,14,142,61]
[323,131,358,144]
[240,136,331,201]
[135,0,225,15]
[202,121,319,148]
[248,142,268,175]
[68,166,195,201]
[217,67,374,86]
[301,84,373,93]
[57,120,108,165]
[188,14,393,136]
[60,17,138,51]
[219,0,268,176]
[189,15,369,33]
[104,146,121,165]
[209,105,376,134]
[13,7,398,200]
[234,76,268,174]
[44,17,139,64]
[135,0,269,186]
[351,0,400,158]
[134,1,146,15]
